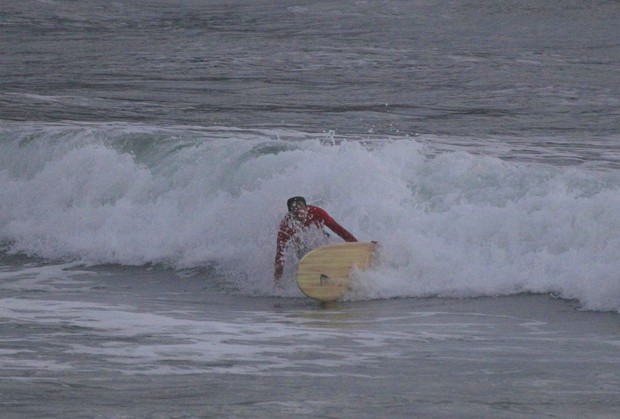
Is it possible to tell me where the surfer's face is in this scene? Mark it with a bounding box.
[290,202,308,221]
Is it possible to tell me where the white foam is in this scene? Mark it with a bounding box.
[1,123,619,311]
[0,298,401,376]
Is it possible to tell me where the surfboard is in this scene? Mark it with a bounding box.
[295,242,377,302]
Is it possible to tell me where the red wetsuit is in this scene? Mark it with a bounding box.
[274,205,357,281]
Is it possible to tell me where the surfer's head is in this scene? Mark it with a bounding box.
[287,196,306,211]
[287,196,308,220]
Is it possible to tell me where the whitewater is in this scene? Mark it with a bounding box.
[2,122,618,312]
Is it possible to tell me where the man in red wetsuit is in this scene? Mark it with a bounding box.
[274,196,357,288]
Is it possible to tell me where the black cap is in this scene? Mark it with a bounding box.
[287,196,306,211]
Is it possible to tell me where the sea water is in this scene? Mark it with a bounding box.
[1,1,619,417]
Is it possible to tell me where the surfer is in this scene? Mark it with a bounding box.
[274,196,357,288]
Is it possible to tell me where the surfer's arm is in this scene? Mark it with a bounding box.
[318,209,357,242]
[274,227,290,284]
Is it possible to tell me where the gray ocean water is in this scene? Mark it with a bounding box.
[1,1,619,417]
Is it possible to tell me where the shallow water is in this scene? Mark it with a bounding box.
[0,263,618,417]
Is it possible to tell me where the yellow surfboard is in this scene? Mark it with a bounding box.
[295,242,377,302]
